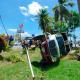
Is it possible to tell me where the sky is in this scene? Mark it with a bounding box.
[0,0,79,37]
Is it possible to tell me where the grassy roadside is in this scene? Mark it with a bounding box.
[0,48,80,80]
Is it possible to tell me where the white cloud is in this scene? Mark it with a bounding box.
[19,6,28,16]
[21,32,31,38]
[8,29,17,32]
[44,6,48,9]
[28,1,42,15]
[19,1,48,16]
[30,18,35,22]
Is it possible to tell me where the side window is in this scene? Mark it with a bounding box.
[49,40,58,57]
[56,36,66,54]
[49,40,56,48]
[56,37,64,47]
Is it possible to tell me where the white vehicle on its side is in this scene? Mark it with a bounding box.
[12,41,22,50]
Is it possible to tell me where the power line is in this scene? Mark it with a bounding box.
[0,15,8,36]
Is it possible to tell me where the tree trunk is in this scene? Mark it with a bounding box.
[77,0,80,14]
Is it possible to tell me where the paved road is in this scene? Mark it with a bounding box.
[12,45,23,51]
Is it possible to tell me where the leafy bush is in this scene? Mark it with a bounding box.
[5,45,11,52]
[22,48,26,54]
[0,37,8,52]
[5,53,24,63]
[9,41,14,47]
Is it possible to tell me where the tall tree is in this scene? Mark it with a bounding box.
[68,11,80,47]
[38,8,50,33]
[53,0,74,32]
[77,0,80,13]
[68,11,80,30]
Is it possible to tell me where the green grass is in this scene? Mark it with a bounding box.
[43,60,80,80]
[0,62,28,80]
[0,48,80,80]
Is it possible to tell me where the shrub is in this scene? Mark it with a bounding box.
[22,48,26,54]
[0,37,8,52]
[9,41,14,47]
[5,53,24,63]
[5,45,11,52]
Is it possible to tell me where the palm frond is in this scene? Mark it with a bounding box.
[68,2,74,7]
[58,0,67,4]
[52,5,60,11]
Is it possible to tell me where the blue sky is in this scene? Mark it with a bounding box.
[0,0,78,37]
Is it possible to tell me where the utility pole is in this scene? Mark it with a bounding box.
[77,0,80,14]
[0,15,8,36]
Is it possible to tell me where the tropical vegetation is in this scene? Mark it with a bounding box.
[38,0,80,34]
[0,48,80,80]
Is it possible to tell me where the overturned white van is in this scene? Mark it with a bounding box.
[33,33,70,63]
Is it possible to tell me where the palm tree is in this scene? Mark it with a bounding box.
[77,0,80,13]
[69,11,80,47]
[38,8,50,33]
[53,0,74,32]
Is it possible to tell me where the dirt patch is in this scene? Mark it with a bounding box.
[61,54,75,60]
[0,61,12,67]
